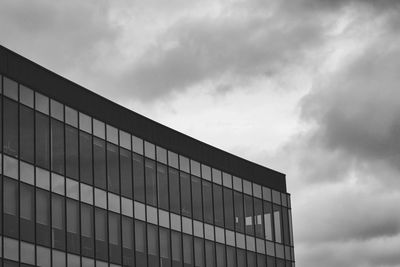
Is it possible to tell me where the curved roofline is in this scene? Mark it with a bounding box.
[0,44,287,192]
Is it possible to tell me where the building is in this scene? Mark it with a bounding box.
[0,45,294,267]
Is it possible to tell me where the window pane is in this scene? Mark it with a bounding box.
[160,228,171,267]
[52,194,65,250]
[133,153,145,202]
[122,217,134,266]
[145,159,157,206]
[80,131,93,184]
[36,189,50,246]
[181,172,192,217]
[192,176,203,221]
[81,204,94,257]
[35,92,49,114]
[135,220,147,266]
[179,155,189,173]
[234,192,244,233]
[223,188,234,230]
[50,99,64,121]
[94,137,106,189]
[65,106,78,127]
[132,136,143,155]
[213,184,224,227]
[66,125,79,179]
[212,169,222,185]
[67,199,80,253]
[36,112,50,168]
[3,98,18,156]
[183,234,193,266]
[264,201,273,241]
[119,131,131,150]
[20,105,34,163]
[169,167,180,214]
[107,143,120,193]
[190,160,200,177]
[51,119,65,174]
[274,205,282,243]
[120,148,133,198]
[201,165,211,181]
[172,231,182,266]
[79,112,92,133]
[226,246,236,267]
[144,141,155,159]
[93,119,105,139]
[282,207,291,245]
[147,224,159,267]
[216,244,226,267]
[202,180,213,224]
[4,178,19,238]
[20,85,34,108]
[156,146,167,164]
[168,151,178,168]
[95,208,108,261]
[254,198,264,239]
[205,241,215,267]
[157,163,169,210]
[20,184,35,242]
[194,238,204,267]
[106,125,118,144]
[109,213,121,264]
[244,195,254,235]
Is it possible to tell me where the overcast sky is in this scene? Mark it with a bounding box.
[2,0,400,266]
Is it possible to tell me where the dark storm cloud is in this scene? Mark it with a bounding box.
[0,0,118,75]
[118,1,327,100]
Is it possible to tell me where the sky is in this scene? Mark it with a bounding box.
[1,0,400,266]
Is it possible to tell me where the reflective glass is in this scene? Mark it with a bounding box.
[65,106,78,127]
[107,143,120,193]
[274,205,282,243]
[205,240,215,267]
[222,172,232,188]
[122,197,133,217]
[119,130,131,150]
[234,191,244,233]
[122,217,134,266]
[36,189,50,246]
[201,165,211,181]
[172,231,182,266]
[3,77,18,100]
[254,198,264,238]
[233,176,242,192]
[52,194,65,250]
[20,161,34,185]
[20,85,34,108]
[183,234,193,266]
[95,208,108,261]
[226,246,237,267]
[159,209,170,228]
[108,192,120,213]
[253,183,262,198]
[67,199,80,253]
[134,201,146,221]
[35,112,50,168]
[190,160,201,177]
[244,195,254,235]
[145,159,157,206]
[120,148,133,198]
[157,163,169,210]
[93,137,106,189]
[35,92,49,114]
[182,217,192,235]
[272,190,282,204]
[213,184,224,227]
[194,238,204,267]
[181,172,192,217]
[216,243,226,267]
[93,119,105,139]
[4,178,19,238]
[144,141,155,159]
[20,241,35,265]
[179,155,190,173]
[36,167,50,190]
[20,184,35,242]
[53,250,66,267]
[37,246,51,267]
[66,178,79,200]
[132,135,143,155]
[81,183,93,204]
[192,176,203,221]
[51,119,65,174]
[4,155,18,179]
[106,125,118,144]
[156,146,167,164]
[212,168,222,184]
[20,105,34,163]
[4,237,19,261]
[79,112,92,133]
[135,220,147,266]
[160,228,171,267]
[171,213,181,232]
[147,205,158,225]
[50,99,64,120]
[202,180,213,224]
[223,188,234,230]
[94,188,107,209]
[3,98,19,156]
[168,151,179,169]
[243,180,252,195]
[80,131,93,185]
[133,153,145,202]
[66,125,79,179]
[169,167,180,214]
[147,224,159,267]
[109,212,121,264]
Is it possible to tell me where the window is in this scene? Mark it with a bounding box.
[122,217,134,266]
[181,172,192,217]
[107,143,120,193]
[36,189,50,246]
[65,106,78,127]
[194,238,204,267]
[263,201,273,241]
[81,204,94,257]
[179,155,190,173]
[254,198,264,238]
[79,112,92,133]
[120,148,133,198]
[4,178,19,238]
[132,136,143,155]
[20,105,34,163]
[20,85,34,108]
[35,92,49,114]
[109,213,121,264]
[95,208,108,261]
[52,194,65,250]
[157,163,169,210]
[234,192,244,233]
[135,220,147,266]
[50,99,63,121]
[147,224,159,267]
[51,119,64,174]
[80,131,93,184]
[20,184,35,242]
[213,184,224,227]
[66,125,79,179]
[156,146,167,164]
[144,141,156,159]
[160,228,171,267]
[172,231,182,267]
[226,246,237,267]
[192,176,203,221]
[203,180,213,224]
[168,151,179,169]
[274,205,282,243]
[223,188,234,231]
[244,195,254,235]
[3,98,18,156]
[94,137,106,189]
[145,159,157,206]
[36,112,50,168]
[205,240,215,267]
[190,160,201,177]
[216,243,226,267]
[133,153,145,202]
[183,234,193,266]
[169,167,180,214]
[67,199,80,253]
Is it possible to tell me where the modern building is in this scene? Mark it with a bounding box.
[0,45,294,267]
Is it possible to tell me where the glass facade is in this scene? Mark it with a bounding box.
[0,74,294,267]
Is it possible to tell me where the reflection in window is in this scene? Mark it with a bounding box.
[274,205,282,243]
[67,199,80,254]
[36,112,50,168]
[264,201,273,240]
[282,207,291,245]
[157,163,169,210]
[181,172,192,217]
[20,105,34,163]
[234,192,244,233]
[169,168,180,214]
[120,148,132,198]
[3,98,19,156]
[160,228,171,267]
[192,176,203,221]
[244,195,254,235]
[52,194,65,250]
[135,220,147,266]
[51,119,64,174]
[36,189,50,246]
[20,184,35,242]
[107,143,120,194]
[133,153,145,202]
[94,137,106,189]
[145,159,157,206]
[203,181,213,224]
[80,131,93,184]
[147,224,159,267]
[109,213,121,264]
[254,198,264,239]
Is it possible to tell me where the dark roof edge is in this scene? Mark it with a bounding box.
[0,45,287,192]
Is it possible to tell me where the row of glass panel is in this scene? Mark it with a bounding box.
[0,157,294,260]
[0,235,294,267]
[0,96,294,246]
[0,75,290,206]
[0,177,294,266]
